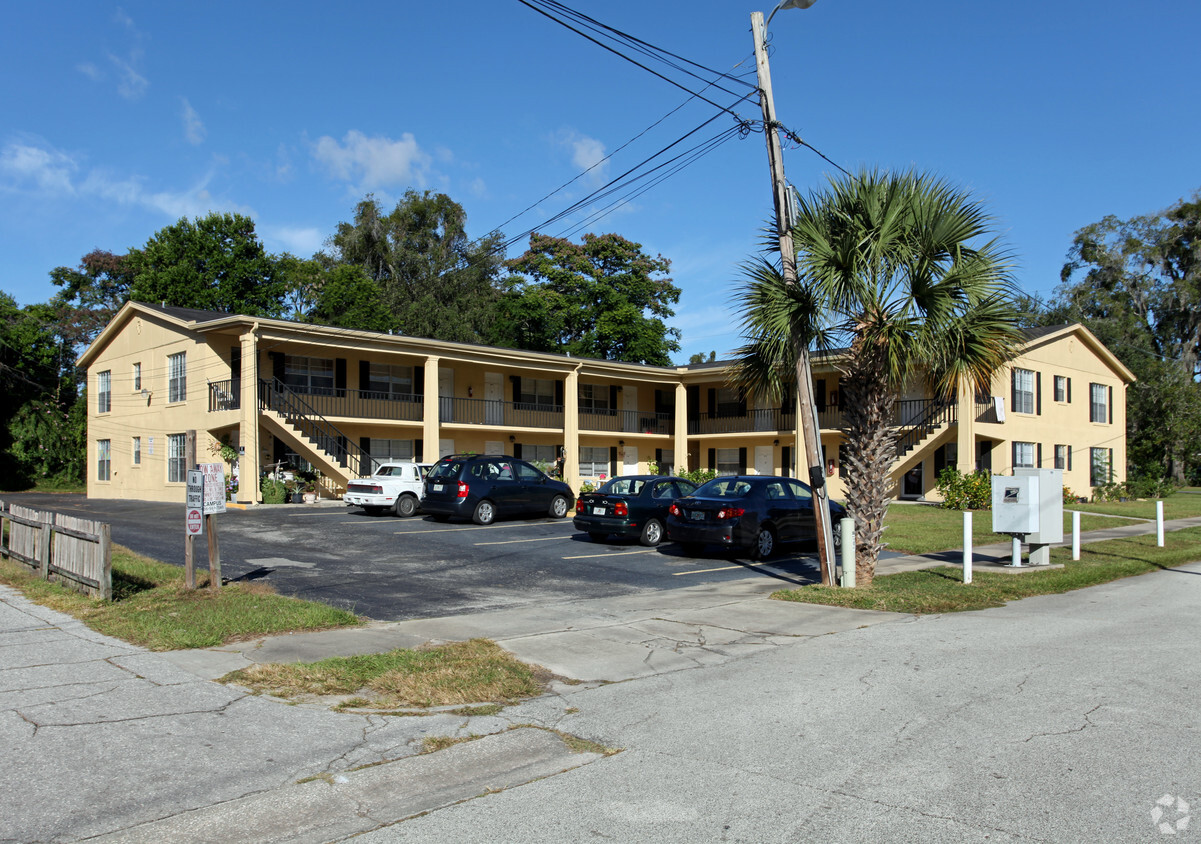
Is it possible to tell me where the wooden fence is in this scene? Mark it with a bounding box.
[0,500,112,600]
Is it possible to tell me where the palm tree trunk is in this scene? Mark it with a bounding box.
[840,345,897,587]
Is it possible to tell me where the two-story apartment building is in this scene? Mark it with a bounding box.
[78,303,1134,504]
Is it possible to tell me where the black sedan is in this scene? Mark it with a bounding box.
[665,475,846,560]
[573,475,698,546]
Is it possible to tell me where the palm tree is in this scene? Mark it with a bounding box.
[731,169,1023,586]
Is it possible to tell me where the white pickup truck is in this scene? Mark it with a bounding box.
[343,462,431,517]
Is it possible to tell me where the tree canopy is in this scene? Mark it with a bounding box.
[496,232,681,365]
[128,212,286,317]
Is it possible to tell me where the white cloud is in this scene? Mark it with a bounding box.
[181,98,205,145]
[312,130,431,192]
[262,225,324,257]
[558,130,609,184]
[109,51,148,100]
[0,140,245,221]
[77,62,103,81]
[113,7,136,30]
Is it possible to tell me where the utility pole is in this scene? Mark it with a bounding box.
[751,9,837,586]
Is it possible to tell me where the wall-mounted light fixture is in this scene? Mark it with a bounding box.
[773,439,780,446]
[509,434,515,442]
[467,386,473,398]
[618,440,625,447]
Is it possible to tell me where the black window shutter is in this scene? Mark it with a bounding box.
[782,445,791,477]
[513,443,522,459]
[1011,441,1018,468]
[1066,378,1071,403]
[555,380,564,407]
[360,437,371,458]
[1035,372,1042,415]
[707,388,716,415]
[654,389,665,415]
[1108,386,1113,424]
[1068,446,1073,471]
[738,447,747,474]
[934,445,946,477]
[270,351,285,383]
[687,385,700,416]
[708,448,716,470]
[1109,448,1114,481]
[609,385,618,412]
[815,379,826,412]
[737,390,747,417]
[335,358,347,397]
[1037,443,1043,467]
[1011,371,1018,413]
[655,449,663,470]
[413,365,423,398]
[359,360,370,392]
[609,446,618,477]
[414,438,423,461]
[512,375,521,403]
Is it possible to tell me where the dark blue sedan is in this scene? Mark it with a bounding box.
[573,475,698,546]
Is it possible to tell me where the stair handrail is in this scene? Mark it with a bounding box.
[258,378,370,478]
[894,397,957,458]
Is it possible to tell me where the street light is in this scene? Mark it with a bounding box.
[751,1,838,587]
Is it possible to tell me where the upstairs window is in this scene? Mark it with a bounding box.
[1090,383,1109,423]
[365,363,413,398]
[1054,375,1070,403]
[284,355,334,395]
[519,378,556,408]
[167,352,187,403]
[132,362,142,392]
[579,383,610,413]
[97,370,111,413]
[715,387,742,417]
[1011,368,1035,414]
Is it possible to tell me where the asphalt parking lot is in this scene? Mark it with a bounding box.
[0,494,824,621]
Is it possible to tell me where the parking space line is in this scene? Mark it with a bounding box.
[475,536,565,546]
[672,564,746,575]
[561,549,660,560]
[393,522,565,535]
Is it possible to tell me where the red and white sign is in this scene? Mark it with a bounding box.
[186,507,203,535]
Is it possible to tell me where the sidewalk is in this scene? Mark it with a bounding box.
[4,514,1199,842]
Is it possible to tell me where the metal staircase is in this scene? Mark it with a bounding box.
[257,378,371,491]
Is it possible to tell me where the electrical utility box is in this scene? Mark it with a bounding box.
[991,468,1063,544]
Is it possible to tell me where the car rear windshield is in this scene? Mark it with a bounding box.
[599,478,645,496]
[427,460,465,480]
[695,478,753,498]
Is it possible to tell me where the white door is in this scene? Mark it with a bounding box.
[485,372,503,425]
[622,445,638,475]
[623,385,638,432]
[755,445,773,476]
[439,368,454,422]
[439,438,455,458]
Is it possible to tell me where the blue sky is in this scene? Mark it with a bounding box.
[2,0,1197,364]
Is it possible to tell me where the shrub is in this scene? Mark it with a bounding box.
[579,481,596,495]
[260,477,288,504]
[1092,481,1124,502]
[1062,485,1077,506]
[679,467,718,486]
[935,467,992,510]
[1124,475,1178,500]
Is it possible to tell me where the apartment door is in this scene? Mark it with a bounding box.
[622,445,638,475]
[485,372,504,424]
[623,385,638,432]
[754,445,773,476]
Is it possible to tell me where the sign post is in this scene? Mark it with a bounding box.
[185,470,204,589]
[198,462,225,589]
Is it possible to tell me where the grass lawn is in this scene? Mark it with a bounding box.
[773,528,1201,614]
[1065,493,1201,520]
[222,638,551,710]
[882,501,1142,555]
[0,544,361,650]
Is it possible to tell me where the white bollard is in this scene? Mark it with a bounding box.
[840,517,856,588]
[1072,510,1081,561]
[1011,535,1023,567]
[963,510,973,584]
[1157,500,1164,547]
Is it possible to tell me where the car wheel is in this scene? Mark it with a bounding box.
[589,532,608,542]
[751,526,776,561]
[395,495,418,517]
[473,499,496,526]
[548,495,569,519]
[639,518,663,547]
[681,542,705,557]
[831,520,842,549]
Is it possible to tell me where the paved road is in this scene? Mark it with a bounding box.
[0,493,828,621]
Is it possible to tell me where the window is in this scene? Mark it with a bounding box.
[1090,448,1112,487]
[523,444,557,464]
[1013,441,1036,468]
[96,440,111,481]
[715,447,740,475]
[519,378,556,408]
[167,433,187,483]
[579,446,610,478]
[1054,444,1071,471]
[168,352,187,402]
[97,370,111,413]
[1054,375,1070,403]
[132,362,142,392]
[365,363,413,398]
[367,438,413,468]
[284,355,334,395]
[1090,383,1109,423]
[715,387,742,417]
[1011,368,1035,414]
[579,383,610,413]
[132,437,141,466]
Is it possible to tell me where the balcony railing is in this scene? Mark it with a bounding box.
[208,379,240,412]
[440,397,564,430]
[579,409,674,434]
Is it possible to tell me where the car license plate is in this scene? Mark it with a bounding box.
[690,510,704,521]
[593,506,606,515]
[433,483,443,492]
